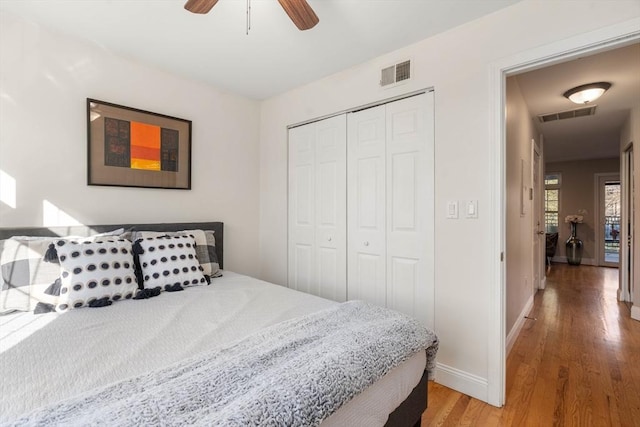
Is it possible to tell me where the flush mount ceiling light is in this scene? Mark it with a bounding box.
[563,82,612,104]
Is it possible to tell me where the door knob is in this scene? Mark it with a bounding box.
[537,231,545,235]
[327,237,332,242]
[364,241,369,246]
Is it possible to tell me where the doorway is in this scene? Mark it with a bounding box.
[493,30,640,407]
[596,174,621,267]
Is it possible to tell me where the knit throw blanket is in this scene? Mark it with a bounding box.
[10,301,439,427]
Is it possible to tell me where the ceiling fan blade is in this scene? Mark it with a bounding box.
[277,0,319,30]
[184,0,219,14]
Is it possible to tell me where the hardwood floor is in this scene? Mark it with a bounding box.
[422,264,640,426]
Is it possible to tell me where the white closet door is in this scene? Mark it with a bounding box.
[347,105,387,306]
[288,115,347,301]
[385,93,434,328]
[288,124,316,295]
[315,115,347,302]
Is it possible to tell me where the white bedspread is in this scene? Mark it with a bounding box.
[0,272,428,425]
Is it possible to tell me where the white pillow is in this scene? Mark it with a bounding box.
[55,239,139,312]
[0,228,127,314]
[1,238,60,314]
[136,235,207,292]
[134,229,220,278]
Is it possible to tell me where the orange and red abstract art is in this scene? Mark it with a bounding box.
[104,117,179,172]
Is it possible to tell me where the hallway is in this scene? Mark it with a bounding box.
[423,264,640,426]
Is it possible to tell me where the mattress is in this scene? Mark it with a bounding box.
[0,271,426,425]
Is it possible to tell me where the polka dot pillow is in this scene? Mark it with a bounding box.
[135,235,207,292]
[55,239,139,312]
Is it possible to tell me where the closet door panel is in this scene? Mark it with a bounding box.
[389,256,419,316]
[356,158,381,228]
[294,165,314,227]
[385,93,434,328]
[391,152,417,232]
[315,115,347,302]
[354,253,386,306]
[347,105,386,305]
[288,124,316,293]
[292,244,313,294]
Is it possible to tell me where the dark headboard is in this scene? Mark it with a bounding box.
[0,222,224,269]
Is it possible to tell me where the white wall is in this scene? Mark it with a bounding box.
[0,12,261,276]
[505,76,537,346]
[620,106,640,320]
[631,107,640,320]
[259,0,640,403]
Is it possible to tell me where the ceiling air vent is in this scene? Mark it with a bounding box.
[537,105,597,123]
[380,60,411,87]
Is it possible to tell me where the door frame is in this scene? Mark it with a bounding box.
[620,143,634,303]
[595,173,621,268]
[488,19,640,406]
[533,139,546,290]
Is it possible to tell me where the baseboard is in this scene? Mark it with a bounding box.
[632,305,640,322]
[434,363,488,403]
[551,256,596,266]
[506,293,534,356]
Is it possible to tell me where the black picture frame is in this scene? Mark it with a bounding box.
[87,98,192,190]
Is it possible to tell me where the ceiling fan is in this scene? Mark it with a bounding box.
[184,0,319,31]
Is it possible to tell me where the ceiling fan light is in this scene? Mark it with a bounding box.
[563,82,611,104]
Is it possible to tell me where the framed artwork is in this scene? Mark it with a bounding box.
[87,99,192,190]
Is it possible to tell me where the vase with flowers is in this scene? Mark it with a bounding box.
[565,214,584,265]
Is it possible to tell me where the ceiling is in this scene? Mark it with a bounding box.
[3,0,636,164]
[0,0,522,100]
[514,43,640,163]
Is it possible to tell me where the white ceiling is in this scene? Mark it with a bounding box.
[0,0,522,100]
[514,43,640,163]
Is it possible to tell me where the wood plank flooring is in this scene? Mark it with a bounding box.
[422,264,640,426]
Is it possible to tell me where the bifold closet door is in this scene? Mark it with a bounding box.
[347,92,434,328]
[347,105,387,306]
[288,115,347,302]
[385,93,434,328]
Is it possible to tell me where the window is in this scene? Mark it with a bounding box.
[544,173,561,233]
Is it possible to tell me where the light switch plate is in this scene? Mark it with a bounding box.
[447,201,458,219]
[466,200,478,219]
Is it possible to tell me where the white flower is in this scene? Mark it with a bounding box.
[564,214,584,223]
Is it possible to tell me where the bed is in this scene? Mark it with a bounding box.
[0,222,438,426]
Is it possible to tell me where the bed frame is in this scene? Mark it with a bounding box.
[0,221,427,426]
[385,370,428,427]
